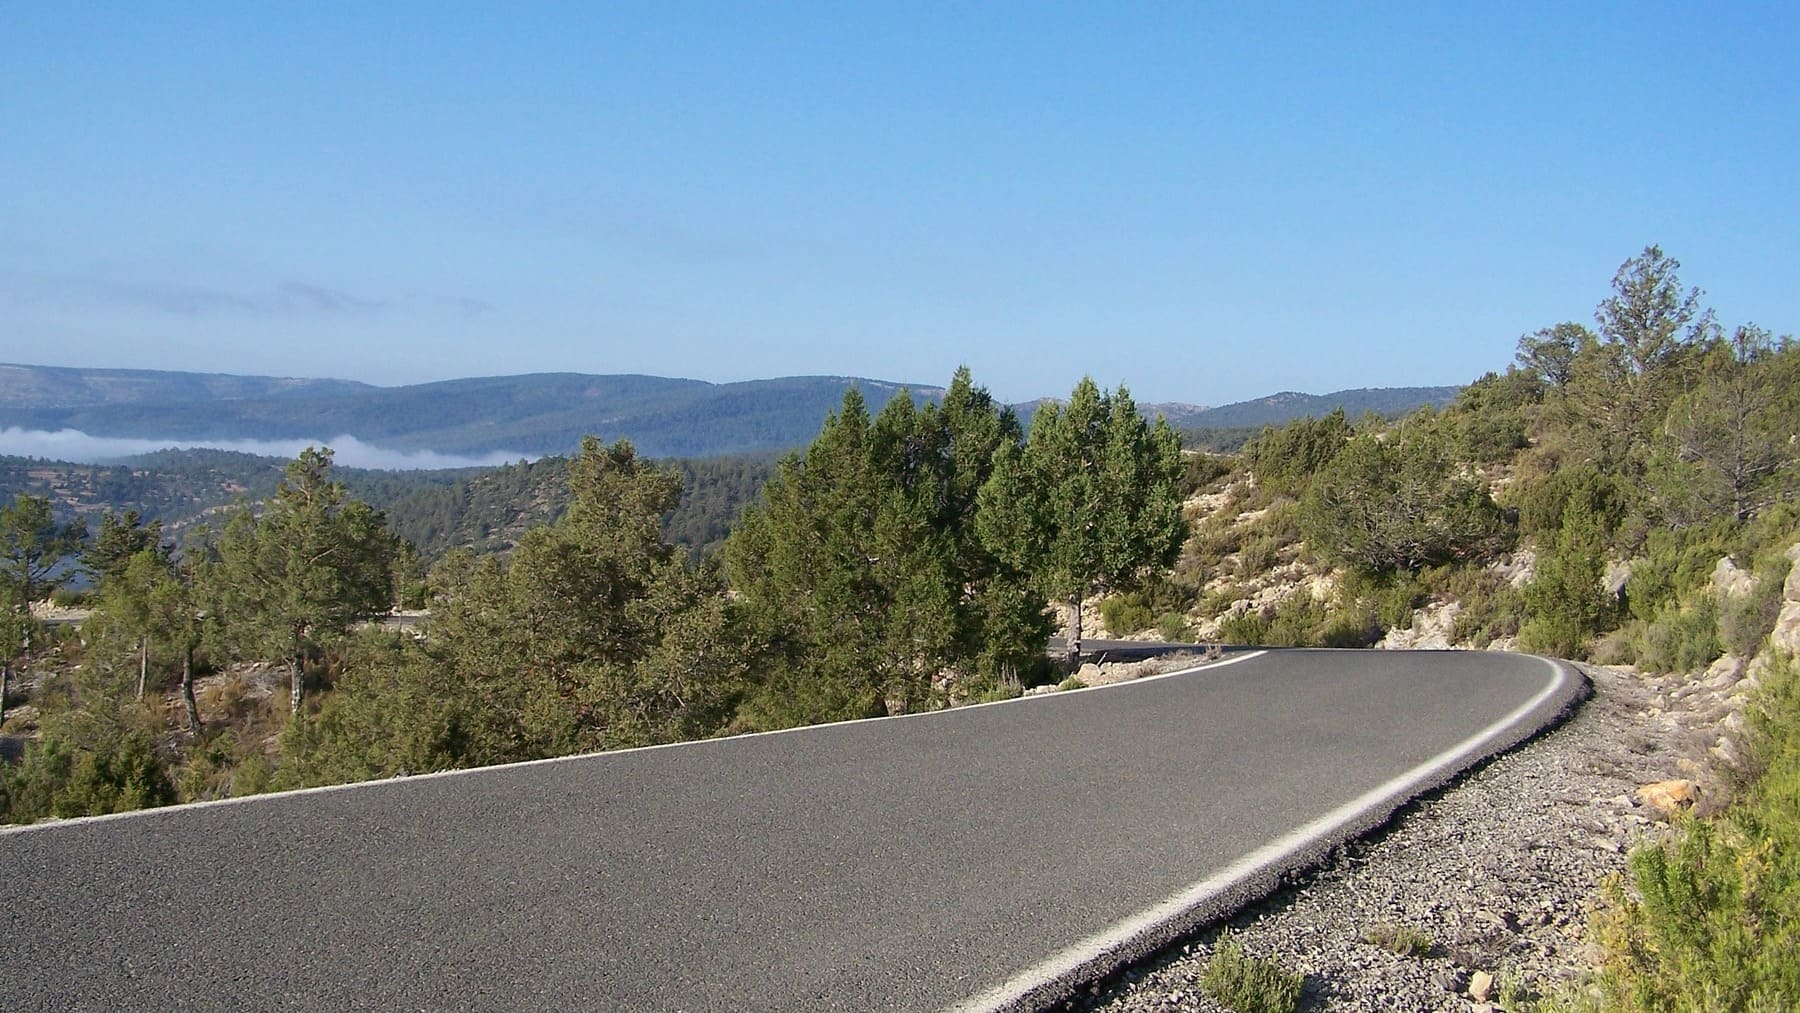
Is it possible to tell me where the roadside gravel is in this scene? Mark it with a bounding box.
[1055,660,1727,1012]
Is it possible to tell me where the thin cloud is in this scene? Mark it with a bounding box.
[22,275,388,317]
[275,282,387,313]
[0,428,534,472]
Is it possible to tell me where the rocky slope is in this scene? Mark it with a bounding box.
[1059,543,1800,1010]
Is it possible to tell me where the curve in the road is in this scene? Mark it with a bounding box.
[959,650,1583,1012]
[1,649,1584,1012]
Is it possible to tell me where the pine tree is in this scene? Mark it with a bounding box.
[214,448,398,715]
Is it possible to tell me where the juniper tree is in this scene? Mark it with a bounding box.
[978,378,1186,663]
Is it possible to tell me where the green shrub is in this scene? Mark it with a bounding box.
[1201,934,1305,1013]
[1319,603,1381,648]
[1581,651,1800,1009]
[1100,594,1155,636]
[1183,452,1232,492]
[1218,608,1271,646]
[49,586,90,608]
[1362,921,1434,957]
[1238,534,1281,576]
[1447,569,1524,646]
[53,731,175,818]
[1157,612,1191,642]
[1377,577,1424,632]
[1622,523,1736,624]
[1188,521,1243,569]
[1635,597,1723,674]
[1056,676,1087,692]
[1259,498,1302,544]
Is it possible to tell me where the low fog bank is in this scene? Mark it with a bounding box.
[0,428,535,471]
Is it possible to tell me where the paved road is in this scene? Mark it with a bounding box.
[1,649,1580,1012]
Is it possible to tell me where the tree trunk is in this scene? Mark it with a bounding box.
[1065,592,1083,665]
[1,663,9,727]
[180,645,201,733]
[137,635,148,700]
[289,630,304,716]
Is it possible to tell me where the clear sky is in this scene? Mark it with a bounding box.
[3,3,1795,406]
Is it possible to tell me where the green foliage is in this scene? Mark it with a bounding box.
[1661,326,1800,524]
[731,371,1048,725]
[1299,419,1512,575]
[1443,568,1524,647]
[1201,934,1305,1013]
[0,493,88,604]
[1363,921,1434,957]
[1056,676,1087,692]
[82,509,168,587]
[1182,451,1234,492]
[1448,368,1538,464]
[1515,321,1595,390]
[1157,612,1192,643]
[1519,490,1617,659]
[1,652,177,823]
[1243,409,1352,497]
[52,730,175,818]
[1216,592,1366,649]
[1719,556,1792,659]
[1630,597,1723,675]
[422,437,745,759]
[1100,593,1155,636]
[1585,655,1800,1010]
[979,376,1186,658]
[214,447,399,714]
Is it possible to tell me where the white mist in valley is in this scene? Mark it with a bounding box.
[0,428,534,471]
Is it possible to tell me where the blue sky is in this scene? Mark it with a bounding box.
[2,3,1795,406]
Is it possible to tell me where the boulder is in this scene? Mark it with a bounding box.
[1468,970,1496,1003]
[1710,556,1757,598]
[1635,779,1699,815]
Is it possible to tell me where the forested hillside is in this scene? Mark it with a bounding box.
[0,368,940,458]
[0,448,776,563]
[0,365,1183,813]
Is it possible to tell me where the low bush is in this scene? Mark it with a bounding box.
[1634,596,1723,675]
[1201,934,1305,1013]
[1570,652,1800,1010]
[1238,534,1282,576]
[1100,594,1155,636]
[49,586,90,608]
[1362,921,1434,957]
[1157,612,1191,643]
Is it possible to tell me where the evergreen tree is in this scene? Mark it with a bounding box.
[214,448,398,715]
[1661,326,1799,522]
[978,378,1186,663]
[728,371,1047,724]
[418,437,743,761]
[1298,418,1512,575]
[0,494,87,606]
[82,510,168,588]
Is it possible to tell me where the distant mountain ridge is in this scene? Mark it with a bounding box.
[0,363,944,459]
[0,363,1458,460]
[1181,386,1462,429]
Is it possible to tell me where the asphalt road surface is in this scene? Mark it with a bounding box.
[1,649,1581,1012]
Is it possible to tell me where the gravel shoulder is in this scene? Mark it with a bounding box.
[1057,659,1734,1012]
